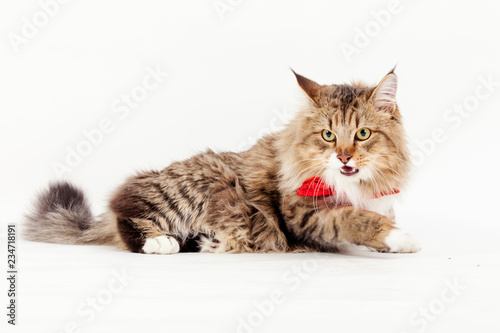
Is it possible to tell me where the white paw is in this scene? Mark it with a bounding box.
[198,235,224,253]
[384,229,421,253]
[142,236,180,254]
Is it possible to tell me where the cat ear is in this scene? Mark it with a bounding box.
[291,69,320,104]
[371,70,398,113]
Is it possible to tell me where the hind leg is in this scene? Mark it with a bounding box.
[117,217,180,254]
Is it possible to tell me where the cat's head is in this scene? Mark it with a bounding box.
[278,69,410,202]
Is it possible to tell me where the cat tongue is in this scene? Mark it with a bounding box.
[341,166,358,175]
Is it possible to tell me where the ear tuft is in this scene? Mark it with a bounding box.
[291,69,320,104]
[371,72,397,113]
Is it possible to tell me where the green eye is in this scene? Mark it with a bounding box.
[356,128,371,141]
[321,130,335,142]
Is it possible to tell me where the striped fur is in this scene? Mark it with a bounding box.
[24,70,417,254]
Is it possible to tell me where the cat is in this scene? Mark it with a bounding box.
[24,69,420,255]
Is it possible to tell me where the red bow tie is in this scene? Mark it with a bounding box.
[296,177,400,199]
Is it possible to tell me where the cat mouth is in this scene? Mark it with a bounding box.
[340,166,359,176]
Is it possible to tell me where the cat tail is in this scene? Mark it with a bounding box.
[23,181,122,247]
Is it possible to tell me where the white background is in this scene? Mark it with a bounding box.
[1,1,499,332]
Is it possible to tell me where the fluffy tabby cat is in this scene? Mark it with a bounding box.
[24,69,420,254]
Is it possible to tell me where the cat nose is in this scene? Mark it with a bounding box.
[337,154,352,164]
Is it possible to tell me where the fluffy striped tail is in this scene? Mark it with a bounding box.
[24,181,121,246]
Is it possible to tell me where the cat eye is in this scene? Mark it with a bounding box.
[356,128,371,141]
[321,130,336,142]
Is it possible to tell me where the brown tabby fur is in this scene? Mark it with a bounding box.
[24,69,412,254]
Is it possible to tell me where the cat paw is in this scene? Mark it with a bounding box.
[198,235,223,253]
[142,236,180,254]
[384,229,421,253]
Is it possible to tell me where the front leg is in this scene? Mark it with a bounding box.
[284,201,420,253]
[327,206,419,253]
